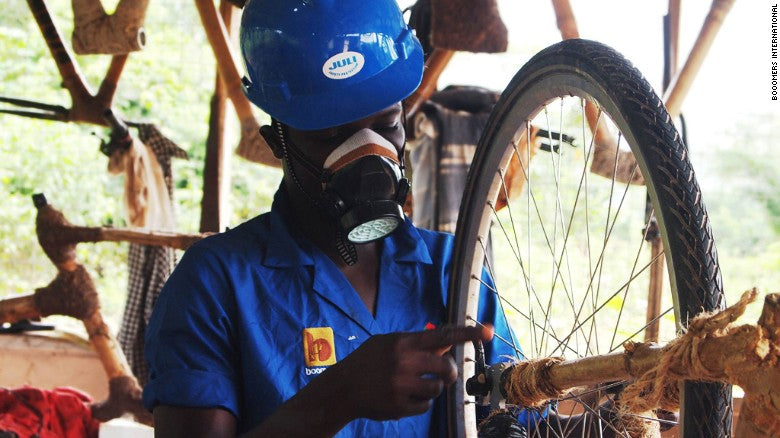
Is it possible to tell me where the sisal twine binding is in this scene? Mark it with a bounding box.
[504,357,567,408]
[612,409,661,438]
[620,288,758,414]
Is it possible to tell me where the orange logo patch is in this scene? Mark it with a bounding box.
[303,327,337,367]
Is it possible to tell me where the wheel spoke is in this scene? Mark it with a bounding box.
[608,208,656,351]
[448,39,726,437]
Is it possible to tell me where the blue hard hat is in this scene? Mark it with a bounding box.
[239,0,424,131]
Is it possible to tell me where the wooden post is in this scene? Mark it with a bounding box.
[200,1,235,233]
[644,239,665,342]
[644,1,681,343]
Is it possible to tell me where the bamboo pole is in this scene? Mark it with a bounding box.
[27,0,95,123]
[25,0,128,126]
[663,0,736,118]
[49,224,207,250]
[0,295,40,324]
[501,291,780,436]
[403,49,455,118]
[551,0,579,39]
[194,0,246,115]
[667,0,681,77]
[95,55,129,107]
[545,343,663,390]
[82,309,133,380]
[194,0,278,168]
[550,0,643,185]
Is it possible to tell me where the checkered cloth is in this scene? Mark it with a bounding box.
[117,124,187,386]
[407,85,499,233]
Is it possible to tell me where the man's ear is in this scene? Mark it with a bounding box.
[260,124,284,159]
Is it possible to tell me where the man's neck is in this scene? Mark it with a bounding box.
[281,182,382,315]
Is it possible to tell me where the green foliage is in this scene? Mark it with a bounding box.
[0,0,280,331]
[693,112,780,317]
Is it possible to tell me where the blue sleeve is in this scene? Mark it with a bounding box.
[476,268,548,429]
[476,268,524,363]
[142,242,241,418]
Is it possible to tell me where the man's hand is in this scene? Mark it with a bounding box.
[241,325,493,438]
[321,325,493,422]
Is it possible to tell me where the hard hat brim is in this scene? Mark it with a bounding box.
[253,42,424,132]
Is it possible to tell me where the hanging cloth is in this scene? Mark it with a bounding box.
[110,124,187,386]
[407,85,500,233]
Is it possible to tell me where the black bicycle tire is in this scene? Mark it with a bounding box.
[447,39,731,438]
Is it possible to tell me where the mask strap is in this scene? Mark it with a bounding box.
[335,229,358,266]
[275,121,330,182]
[275,120,359,266]
[274,120,323,208]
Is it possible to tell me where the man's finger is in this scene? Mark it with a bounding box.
[414,325,493,351]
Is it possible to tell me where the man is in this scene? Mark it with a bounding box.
[142,0,523,436]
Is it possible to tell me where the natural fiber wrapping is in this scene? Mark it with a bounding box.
[429,0,508,53]
[71,0,150,55]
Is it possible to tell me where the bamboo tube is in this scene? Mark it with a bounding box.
[62,224,208,250]
[95,55,129,107]
[667,0,681,76]
[551,0,579,39]
[26,0,128,125]
[82,310,133,380]
[545,343,663,390]
[0,295,41,324]
[663,0,735,118]
[38,221,206,250]
[403,49,455,118]
[195,0,278,167]
[194,0,254,123]
[503,291,780,437]
[27,0,95,122]
[550,0,643,186]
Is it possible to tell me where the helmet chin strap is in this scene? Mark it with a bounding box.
[273,120,360,266]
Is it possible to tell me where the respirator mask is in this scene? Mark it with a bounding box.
[272,123,410,264]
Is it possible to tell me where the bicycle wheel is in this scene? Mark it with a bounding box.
[447,39,731,437]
